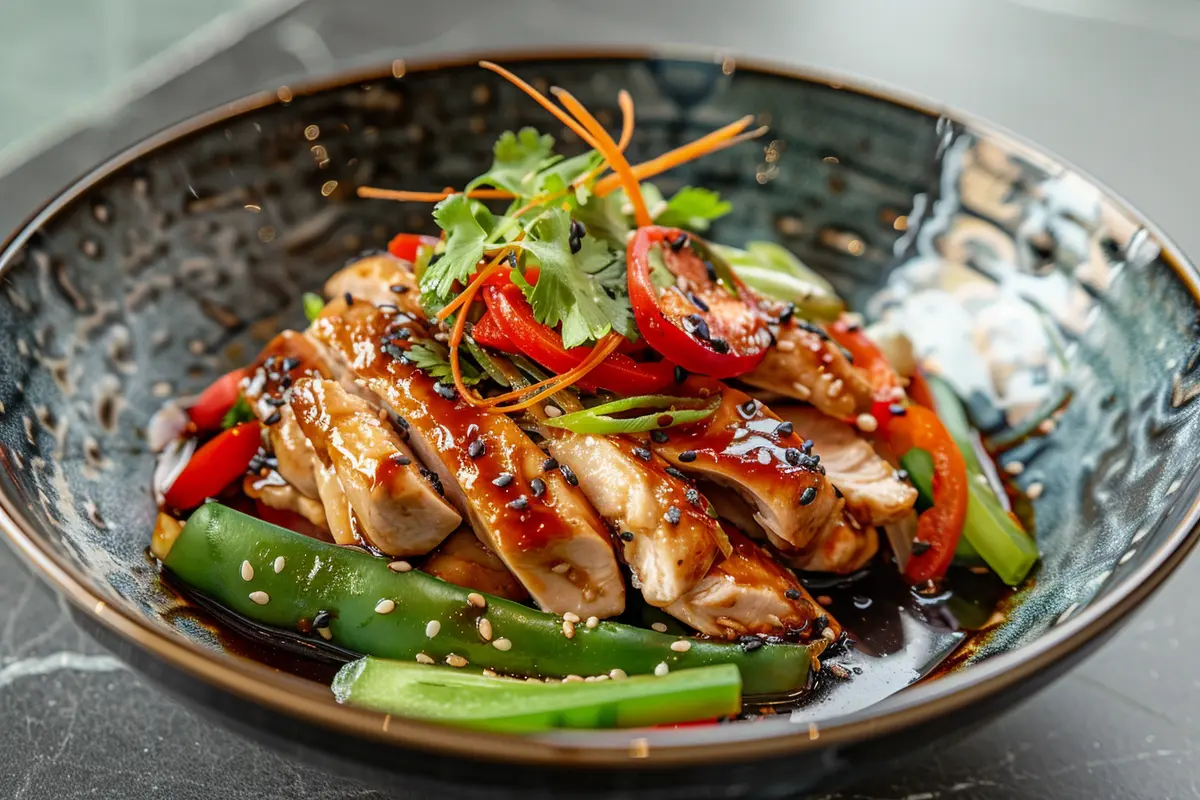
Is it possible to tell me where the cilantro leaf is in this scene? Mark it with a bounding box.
[573,191,632,249]
[421,194,494,312]
[221,395,256,429]
[468,128,557,198]
[404,339,485,386]
[654,186,732,231]
[514,209,636,349]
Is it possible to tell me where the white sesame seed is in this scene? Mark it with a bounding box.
[563,674,584,683]
[551,562,570,574]
[1027,481,1045,500]
[654,662,670,677]
[757,449,771,465]
[467,592,486,608]
[544,404,563,418]
[446,654,468,668]
[791,382,812,399]
[1004,461,1025,476]
[563,612,580,623]
[492,637,512,651]
[777,339,796,352]
[855,413,878,433]
[415,653,435,665]
[375,599,396,614]
[651,622,668,633]
[671,640,692,652]
[388,560,413,573]
[562,620,576,639]
[585,616,599,629]
[482,668,498,678]
[593,674,609,681]
[478,617,493,641]
[240,561,254,582]
[609,668,628,680]
[425,620,441,638]
[249,591,269,605]
[822,627,837,641]
[273,556,286,573]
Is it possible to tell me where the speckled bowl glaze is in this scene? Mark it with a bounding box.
[1,54,1199,798]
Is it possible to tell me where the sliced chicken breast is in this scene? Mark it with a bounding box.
[323,254,424,318]
[311,456,359,546]
[538,417,720,607]
[651,382,843,553]
[665,526,841,642]
[309,287,624,619]
[242,472,328,530]
[421,529,530,602]
[776,513,880,575]
[289,377,461,556]
[774,405,918,526]
[743,322,873,420]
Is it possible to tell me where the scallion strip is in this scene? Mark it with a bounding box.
[302,292,325,322]
[542,394,720,435]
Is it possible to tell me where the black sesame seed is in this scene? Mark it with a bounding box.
[427,253,444,266]
[688,292,710,312]
[784,588,801,600]
[389,284,411,295]
[888,403,907,417]
[264,411,282,426]
[492,472,514,487]
[740,399,758,417]
[530,478,546,497]
[541,457,559,472]
[684,314,711,341]
[678,450,697,463]
[738,635,764,652]
[381,343,407,361]
[281,357,301,372]
[665,506,682,525]
[799,487,818,505]
[802,439,814,454]
[674,365,687,384]
[619,531,635,542]
[811,615,830,636]
[570,219,587,240]
[278,374,293,390]
[911,540,932,555]
[420,468,445,496]
[313,609,332,629]
[434,382,457,401]
[391,453,412,466]
[395,415,409,429]
[833,486,844,499]
[467,438,486,459]
[392,328,413,341]
[247,456,264,474]
[685,488,700,505]
[704,260,717,282]
[668,232,689,252]
[632,447,652,461]
[265,396,287,407]
[784,448,802,466]
[665,466,688,481]
[508,495,529,510]
[504,251,518,269]
[796,320,830,341]
[779,303,796,325]
[774,421,793,436]
[710,338,730,354]
[650,430,670,444]
[343,292,354,306]
[568,236,582,254]
[559,464,579,486]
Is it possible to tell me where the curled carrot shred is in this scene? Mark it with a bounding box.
[356,187,514,202]
[482,334,625,414]
[479,62,603,153]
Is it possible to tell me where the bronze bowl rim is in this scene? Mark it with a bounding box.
[1,47,1198,769]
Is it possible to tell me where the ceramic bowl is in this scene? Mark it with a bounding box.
[1,53,1198,798]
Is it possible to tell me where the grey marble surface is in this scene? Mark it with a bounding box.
[3,0,1200,797]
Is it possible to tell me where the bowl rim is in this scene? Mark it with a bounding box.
[2,46,1199,768]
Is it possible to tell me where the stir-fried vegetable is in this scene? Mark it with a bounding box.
[333,659,741,731]
[162,422,261,510]
[716,242,844,321]
[160,504,819,694]
[187,368,247,431]
[541,394,721,435]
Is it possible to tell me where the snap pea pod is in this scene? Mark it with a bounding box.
[160,504,817,694]
[333,658,741,732]
[713,241,844,321]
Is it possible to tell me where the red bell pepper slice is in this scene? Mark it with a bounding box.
[470,310,515,351]
[482,282,675,395]
[627,226,770,379]
[387,232,439,264]
[882,405,968,584]
[163,422,262,510]
[187,368,247,431]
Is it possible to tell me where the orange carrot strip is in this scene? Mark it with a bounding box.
[356,187,514,202]
[617,89,635,150]
[551,87,651,227]
[479,62,603,153]
[446,251,513,400]
[483,334,624,413]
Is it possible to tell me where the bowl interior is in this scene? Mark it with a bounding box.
[1,55,1199,753]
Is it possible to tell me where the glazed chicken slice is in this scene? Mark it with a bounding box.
[528,403,720,608]
[743,322,873,420]
[421,529,530,602]
[650,382,843,554]
[289,377,460,556]
[241,472,329,530]
[311,456,359,545]
[324,253,425,318]
[775,513,880,575]
[309,289,624,618]
[665,526,841,642]
[774,405,917,526]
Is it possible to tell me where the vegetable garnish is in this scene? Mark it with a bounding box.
[302,292,325,323]
[220,395,256,429]
[333,658,741,732]
[628,226,771,379]
[541,394,722,435]
[717,241,844,321]
[160,504,819,694]
[162,421,261,510]
[187,368,248,431]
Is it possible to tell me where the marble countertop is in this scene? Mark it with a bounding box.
[2,0,1199,797]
